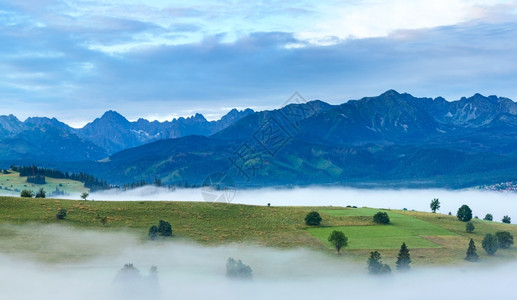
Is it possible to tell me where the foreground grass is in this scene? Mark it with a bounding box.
[0,196,516,265]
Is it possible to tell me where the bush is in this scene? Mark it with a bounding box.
[35,188,46,198]
[158,220,172,237]
[484,214,493,221]
[457,205,473,222]
[502,215,511,224]
[373,212,390,224]
[148,226,158,240]
[148,220,172,240]
[226,258,252,279]
[465,221,475,233]
[305,211,322,226]
[20,189,34,198]
[495,231,514,249]
[56,208,67,220]
[482,233,499,255]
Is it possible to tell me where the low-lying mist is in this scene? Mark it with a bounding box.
[0,224,514,300]
[87,186,517,222]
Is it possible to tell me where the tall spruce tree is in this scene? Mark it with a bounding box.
[465,239,479,262]
[396,242,411,271]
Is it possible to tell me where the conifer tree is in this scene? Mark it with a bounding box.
[465,238,479,262]
[396,242,411,271]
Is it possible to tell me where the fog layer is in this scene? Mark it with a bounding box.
[0,224,514,300]
[89,186,517,222]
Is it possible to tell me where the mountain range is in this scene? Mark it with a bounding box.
[2,90,517,189]
[0,108,254,160]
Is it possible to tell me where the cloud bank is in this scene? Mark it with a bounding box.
[0,223,516,300]
[1,1,517,126]
[89,186,517,223]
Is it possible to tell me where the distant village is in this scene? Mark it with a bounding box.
[480,182,517,192]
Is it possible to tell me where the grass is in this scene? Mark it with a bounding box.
[308,208,455,250]
[0,171,87,197]
[1,196,517,265]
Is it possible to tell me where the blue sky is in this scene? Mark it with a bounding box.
[1,0,517,127]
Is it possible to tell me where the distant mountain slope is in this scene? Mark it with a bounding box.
[2,90,517,189]
[87,90,517,188]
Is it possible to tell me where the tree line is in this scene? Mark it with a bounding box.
[11,165,109,191]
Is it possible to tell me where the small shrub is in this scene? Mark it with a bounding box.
[466,221,475,233]
[20,189,34,198]
[148,226,158,240]
[226,258,252,279]
[373,212,390,224]
[35,188,46,198]
[484,214,493,221]
[158,220,172,237]
[56,208,67,220]
[305,211,322,226]
[148,220,172,240]
[502,215,511,224]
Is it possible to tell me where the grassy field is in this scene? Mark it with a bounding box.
[308,208,455,249]
[0,196,516,265]
[0,171,87,197]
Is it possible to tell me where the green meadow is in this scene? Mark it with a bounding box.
[0,196,516,265]
[308,208,455,250]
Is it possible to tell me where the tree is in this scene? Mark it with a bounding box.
[466,221,475,233]
[56,208,67,220]
[484,213,493,221]
[35,188,46,198]
[373,212,390,224]
[482,233,499,255]
[502,215,511,224]
[328,230,348,254]
[367,251,391,275]
[430,198,440,213]
[495,231,514,249]
[226,258,253,279]
[20,189,34,198]
[158,220,172,237]
[80,192,89,200]
[396,242,411,271]
[465,239,479,262]
[305,211,322,226]
[148,226,158,240]
[457,205,473,222]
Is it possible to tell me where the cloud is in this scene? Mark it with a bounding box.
[0,1,517,125]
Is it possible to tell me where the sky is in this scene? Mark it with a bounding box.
[1,0,517,127]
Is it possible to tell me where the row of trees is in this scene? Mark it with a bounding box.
[11,165,109,191]
[431,199,512,223]
[465,231,514,260]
